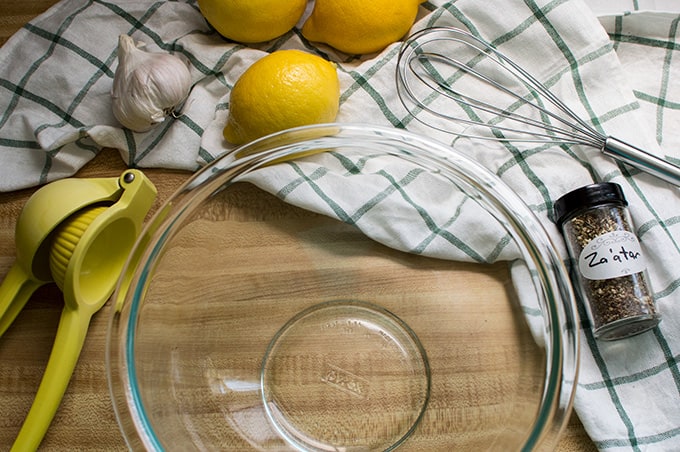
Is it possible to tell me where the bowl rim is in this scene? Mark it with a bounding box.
[106,122,580,451]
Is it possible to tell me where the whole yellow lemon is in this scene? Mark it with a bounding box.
[301,0,426,55]
[197,0,307,43]
[223,50,340,145]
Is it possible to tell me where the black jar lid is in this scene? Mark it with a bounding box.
[554,182,628,227]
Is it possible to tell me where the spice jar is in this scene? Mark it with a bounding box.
[554,182,660,340]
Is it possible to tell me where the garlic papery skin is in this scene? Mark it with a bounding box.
[111,34,192,132]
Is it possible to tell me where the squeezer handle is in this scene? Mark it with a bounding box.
[0,264,45,338]
[10,292,95,451]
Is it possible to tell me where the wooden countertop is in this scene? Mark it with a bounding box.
[0,2,596,450]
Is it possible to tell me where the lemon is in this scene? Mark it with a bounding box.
[223,50,340,145]
[197,0,306,43]
[301,0,426,55]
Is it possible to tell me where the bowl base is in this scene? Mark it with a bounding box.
[261,300,430,451]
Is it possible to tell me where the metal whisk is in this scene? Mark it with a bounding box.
[396,27,680,186]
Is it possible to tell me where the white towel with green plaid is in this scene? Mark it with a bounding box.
[2,0,680,449]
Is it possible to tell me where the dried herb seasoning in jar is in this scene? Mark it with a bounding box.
[554,182,660,340]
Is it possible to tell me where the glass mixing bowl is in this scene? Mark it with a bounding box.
[107,124,579,451]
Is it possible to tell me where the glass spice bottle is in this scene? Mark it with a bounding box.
[554,182,660,340]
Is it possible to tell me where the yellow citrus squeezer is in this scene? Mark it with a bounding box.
[0,170,156,451]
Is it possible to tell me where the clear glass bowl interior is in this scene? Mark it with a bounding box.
[107,124,579,451]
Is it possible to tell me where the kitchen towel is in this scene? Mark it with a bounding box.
[1,0,680,450]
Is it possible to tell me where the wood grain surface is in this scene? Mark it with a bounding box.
[0,1,596,450]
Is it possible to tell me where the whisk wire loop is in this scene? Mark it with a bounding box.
[410,52,601,146]
[397,28,604,147]
[396,27,680,186]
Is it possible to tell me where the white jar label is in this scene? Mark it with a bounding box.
[578,230,647,280]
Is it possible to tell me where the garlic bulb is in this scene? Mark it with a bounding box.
[111,34,192,132]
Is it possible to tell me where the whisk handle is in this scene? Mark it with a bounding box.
[603,137,680,186]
